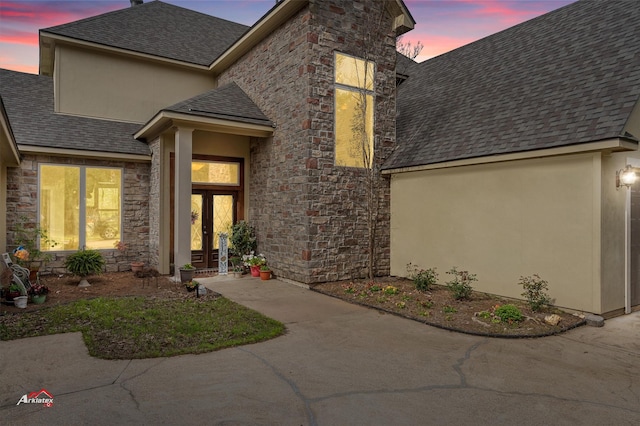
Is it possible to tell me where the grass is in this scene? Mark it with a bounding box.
[0,296,285,359]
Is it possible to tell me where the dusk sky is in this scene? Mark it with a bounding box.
[1,0,577,74]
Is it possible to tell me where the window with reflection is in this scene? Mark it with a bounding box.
[335,52,375,168]
[39,165,122,250]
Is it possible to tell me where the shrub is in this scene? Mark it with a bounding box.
[64,249,105,277]
[519,274,552,312]
[445,267,476,300]
[494,304,523,323]
[230,221,257,257]
[406,263,438,291]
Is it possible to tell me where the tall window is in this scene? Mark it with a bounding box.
[39,165,122,251]
[335,52,374,168]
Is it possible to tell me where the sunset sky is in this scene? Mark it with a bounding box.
[0,0,577,74]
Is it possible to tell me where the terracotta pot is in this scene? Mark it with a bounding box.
[260,270,271,281]
[250,265,260,277]
[131,262,144,273]
[29,269,39,282]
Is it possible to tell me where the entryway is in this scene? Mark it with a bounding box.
[190,190,236,269]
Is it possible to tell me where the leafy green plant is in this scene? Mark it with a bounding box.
[64,249,105,277]
[11,216,58,268]
[519,274,552,312]
[406,263,438,291]
[420,300,434,309]
[230,221,257,257]
[181,263,195,270]
[370,285,381,292]
[384,285,399,295]
[443,305,457,314]
[494,304,523,323]
[445,267,476,300]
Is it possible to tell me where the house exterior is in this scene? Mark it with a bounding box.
[384,0,640,316]
[1,0,639,317]
[0,0,413,283]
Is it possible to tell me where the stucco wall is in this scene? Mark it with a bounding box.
[218,0,397,283]
[390,153,602,313]
[55,45,215,122]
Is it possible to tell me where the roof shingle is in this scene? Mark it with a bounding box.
[0,69,148,156]
[163,82,272,126]
[386,0,640,170]
[41,1,249,66]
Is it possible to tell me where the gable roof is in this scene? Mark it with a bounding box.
[135,82,273,140]
[164,82,272,126]
[386,0,640,171]
[40,1,248,68]
[0,69,148,157]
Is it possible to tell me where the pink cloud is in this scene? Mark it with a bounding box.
[0,29,38,46]
[0,1,120,28]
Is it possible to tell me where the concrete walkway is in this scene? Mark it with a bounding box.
[1,275,639,425]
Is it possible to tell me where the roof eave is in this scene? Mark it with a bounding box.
[135,111,274,141]
[382,137,639,175]
[17,145,150,162]
[210,0,309,74]
[39,32,211,76]
[386,0,416,36]
[0,97,21,166]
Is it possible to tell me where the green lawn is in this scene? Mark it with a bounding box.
[0,296,285,359]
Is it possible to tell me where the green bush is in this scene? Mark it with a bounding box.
[519,274,552,312]
[445,267,476,300]
[494,304,523,323]
[64,249,105,277]
[406,263,438,291]
[230,221,257,257]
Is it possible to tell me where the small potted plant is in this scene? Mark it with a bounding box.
[114,240,144,273]
[11,216,58,278]
[259,264,271,281]
[29,283,49,304]
[243,252,266,277]
[179,263,196,283]
[185,279,197,292]
[232,264,244,278]
[64,248,105,287]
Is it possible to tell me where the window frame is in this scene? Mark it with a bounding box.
[38,164,124,252]
[334,51,375,168]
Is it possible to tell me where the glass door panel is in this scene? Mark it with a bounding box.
[191,194,203,251]
[212,195,234,250]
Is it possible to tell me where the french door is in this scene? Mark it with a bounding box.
[190,190,236,269]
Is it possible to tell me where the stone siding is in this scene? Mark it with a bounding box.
[5,154,151,274]
[219,0,395,283]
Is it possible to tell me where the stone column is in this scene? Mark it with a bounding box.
[174,126,193,278]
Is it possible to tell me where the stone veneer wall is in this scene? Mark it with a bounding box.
[218,0,396,283]
[5,154,151,274]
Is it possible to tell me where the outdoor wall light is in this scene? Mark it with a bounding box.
[616,165,637,189]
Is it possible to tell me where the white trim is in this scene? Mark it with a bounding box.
[625,157,640,314]
[383,139,639,175]
[18,145,150,162]
[38,164,125,252]
[135,111,274,140]
[40,33,210,73]
[209,0,308,74]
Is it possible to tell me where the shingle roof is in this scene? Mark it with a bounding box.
[41,1,249,67]
[0,69,149,156]
[386,0,640,170]
[163,82,272,127]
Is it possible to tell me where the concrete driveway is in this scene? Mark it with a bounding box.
[1,276,639,425]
